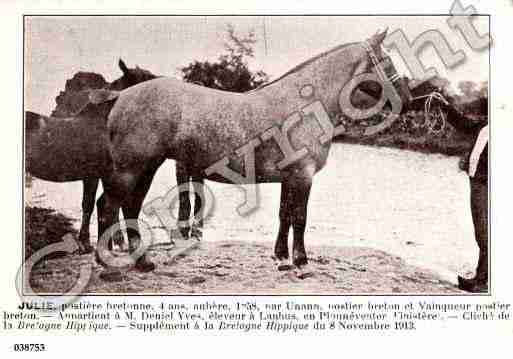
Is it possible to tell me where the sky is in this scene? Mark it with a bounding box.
[25,16,489,114]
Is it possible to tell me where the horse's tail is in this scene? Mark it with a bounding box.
[25,111,46,132]
[84,89,121,123]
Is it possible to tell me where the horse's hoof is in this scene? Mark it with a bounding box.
[99,269,125,282]
[277,259,293,271]
[135,257,156,272]
[191,227,203,241]
[76,233,93,254]
[293,256,308,268]
[112,231,125,248]
[117,242,127,253]
[295,265,313,280]
[458,275,488,293]
[94,250,107,267]
[79,244,94,255]
[178,228,190,240]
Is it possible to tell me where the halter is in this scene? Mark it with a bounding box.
[362,41,448,136]
[362,41,402,85]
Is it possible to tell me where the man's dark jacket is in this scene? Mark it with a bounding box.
[444,105,488,183]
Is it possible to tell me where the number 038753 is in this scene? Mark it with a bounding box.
[13,344,46,352]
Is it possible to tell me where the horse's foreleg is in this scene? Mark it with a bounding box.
[191,174,204,239]
[176,162,191,239]
[275,181,292,270]
[78,178,98,254]
[289,165,314,270]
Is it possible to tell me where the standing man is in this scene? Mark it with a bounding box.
[436,94,488,293]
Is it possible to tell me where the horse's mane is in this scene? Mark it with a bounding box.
[252,42,357,91]
[52,43,359,115]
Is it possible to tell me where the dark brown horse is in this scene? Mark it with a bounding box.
[94,30,411,274]
[25,60,158,253]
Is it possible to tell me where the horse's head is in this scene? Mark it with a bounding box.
[108,59,158,91]
[25,111,46,133]
[357,29,411,113]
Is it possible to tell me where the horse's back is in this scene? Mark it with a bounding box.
[108,78,269,162]
[108,77,331,179]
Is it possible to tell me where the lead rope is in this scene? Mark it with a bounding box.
[363,42,447,134]
[410,91,449,135]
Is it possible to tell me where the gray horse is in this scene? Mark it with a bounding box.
[95,30,411,273]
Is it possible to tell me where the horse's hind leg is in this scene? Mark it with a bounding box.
[176,162,191,239]
[275,181,292,270]
[78,178,98,254]
[110,203,125,251]
[97,182,124,252]
[95,191,118,266]
[96,169,140,267]
[191,174,204,240]
[121,165,161,272]
[111,206,125,251]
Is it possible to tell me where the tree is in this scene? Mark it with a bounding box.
[458,80,478,98]
[52,72,108,117]
[478,81,488,98]
[181,24,268,93]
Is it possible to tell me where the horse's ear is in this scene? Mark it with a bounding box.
[89,89,120,105]
[370,28,388,47]
[119,59,129,75]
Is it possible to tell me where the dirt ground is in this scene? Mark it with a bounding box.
[27,240,464,295]
[25,144,477,295]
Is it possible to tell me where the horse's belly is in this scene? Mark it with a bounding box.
[190,133,329,184]
[27,151,107,181]
[26,133,109,182]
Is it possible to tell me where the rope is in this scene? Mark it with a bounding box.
[410,91,449,135]
[362,42,448,135]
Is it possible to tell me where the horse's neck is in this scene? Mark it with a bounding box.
[258,45,362,114]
